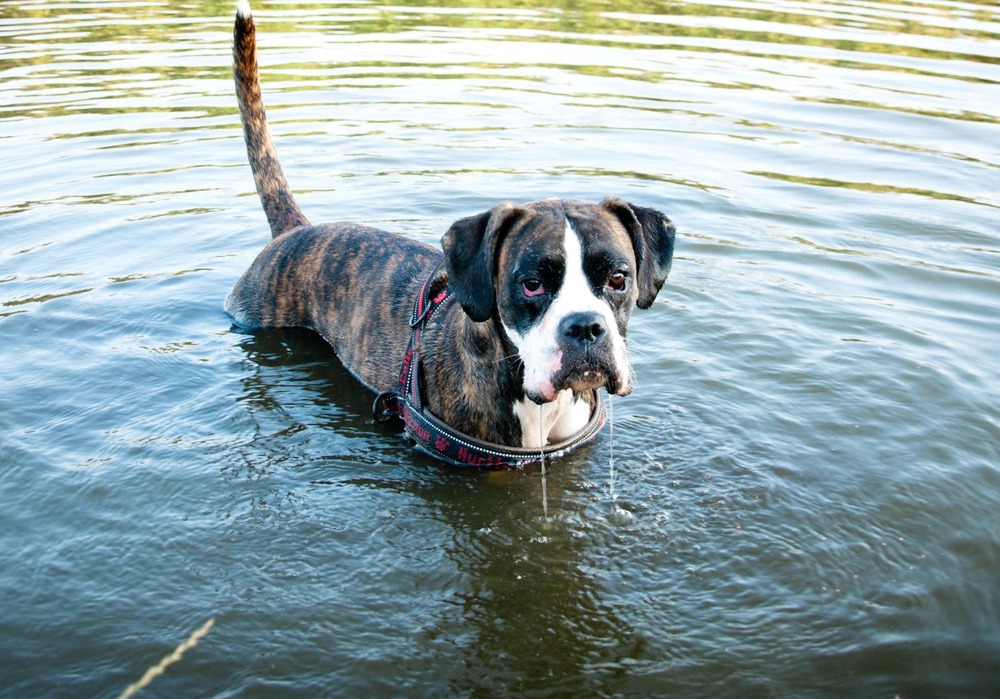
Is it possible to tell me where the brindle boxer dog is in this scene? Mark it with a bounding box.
[227,0,675,461]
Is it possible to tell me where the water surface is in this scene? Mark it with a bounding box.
[1,0,998,696]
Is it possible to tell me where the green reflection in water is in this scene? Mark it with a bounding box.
[748,170,997,208]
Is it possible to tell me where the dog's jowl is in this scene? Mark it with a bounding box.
[227,1,676,467]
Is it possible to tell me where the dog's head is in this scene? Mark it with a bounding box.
[442,197,675,404]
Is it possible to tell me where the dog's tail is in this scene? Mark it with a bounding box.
[233,0,309,238]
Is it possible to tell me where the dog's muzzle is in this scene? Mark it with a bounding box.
[551,310,626,396]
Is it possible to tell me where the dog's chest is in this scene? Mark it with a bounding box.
[512,390,592,449]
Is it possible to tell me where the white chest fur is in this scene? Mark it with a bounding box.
[512,390,593,448]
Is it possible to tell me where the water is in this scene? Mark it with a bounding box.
[2,0,998,695]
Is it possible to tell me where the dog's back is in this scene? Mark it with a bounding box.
[227,1,440,392]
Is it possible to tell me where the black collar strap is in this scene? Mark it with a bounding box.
[374,268,606,469]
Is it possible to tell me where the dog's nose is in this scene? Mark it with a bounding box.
[560,311,607,346]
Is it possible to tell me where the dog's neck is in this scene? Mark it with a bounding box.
[512,390,594,449]
[488,305,599,449]
[421,303,594,449]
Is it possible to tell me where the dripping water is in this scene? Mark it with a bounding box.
[538,403,548,520]
[609,394,616,504]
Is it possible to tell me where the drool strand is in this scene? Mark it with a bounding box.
[609,394,617,503]
[538,403,548,519]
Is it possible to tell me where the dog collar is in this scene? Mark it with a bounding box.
[373,267,606,469]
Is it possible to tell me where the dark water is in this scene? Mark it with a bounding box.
[2,0,998,696]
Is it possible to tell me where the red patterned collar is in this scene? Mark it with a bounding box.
[374,267,605,469]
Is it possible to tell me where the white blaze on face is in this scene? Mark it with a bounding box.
[504,218,633,447]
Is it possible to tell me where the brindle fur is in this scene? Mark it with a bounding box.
[227,3,675,448]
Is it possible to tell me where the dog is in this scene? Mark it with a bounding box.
[227,0,675,467]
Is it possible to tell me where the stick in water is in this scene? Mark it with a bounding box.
[118,618,215,699]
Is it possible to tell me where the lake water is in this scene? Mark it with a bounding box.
[1,0,998,696]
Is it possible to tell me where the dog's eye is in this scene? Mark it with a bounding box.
[607,272,627,292]
[522,279,545,298]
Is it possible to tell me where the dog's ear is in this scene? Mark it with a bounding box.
[442,202,524,322]
[601,196,676,309]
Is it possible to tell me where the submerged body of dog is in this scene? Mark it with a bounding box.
[227,1,676,461]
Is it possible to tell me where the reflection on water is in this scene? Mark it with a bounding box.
[1,0,998,696]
